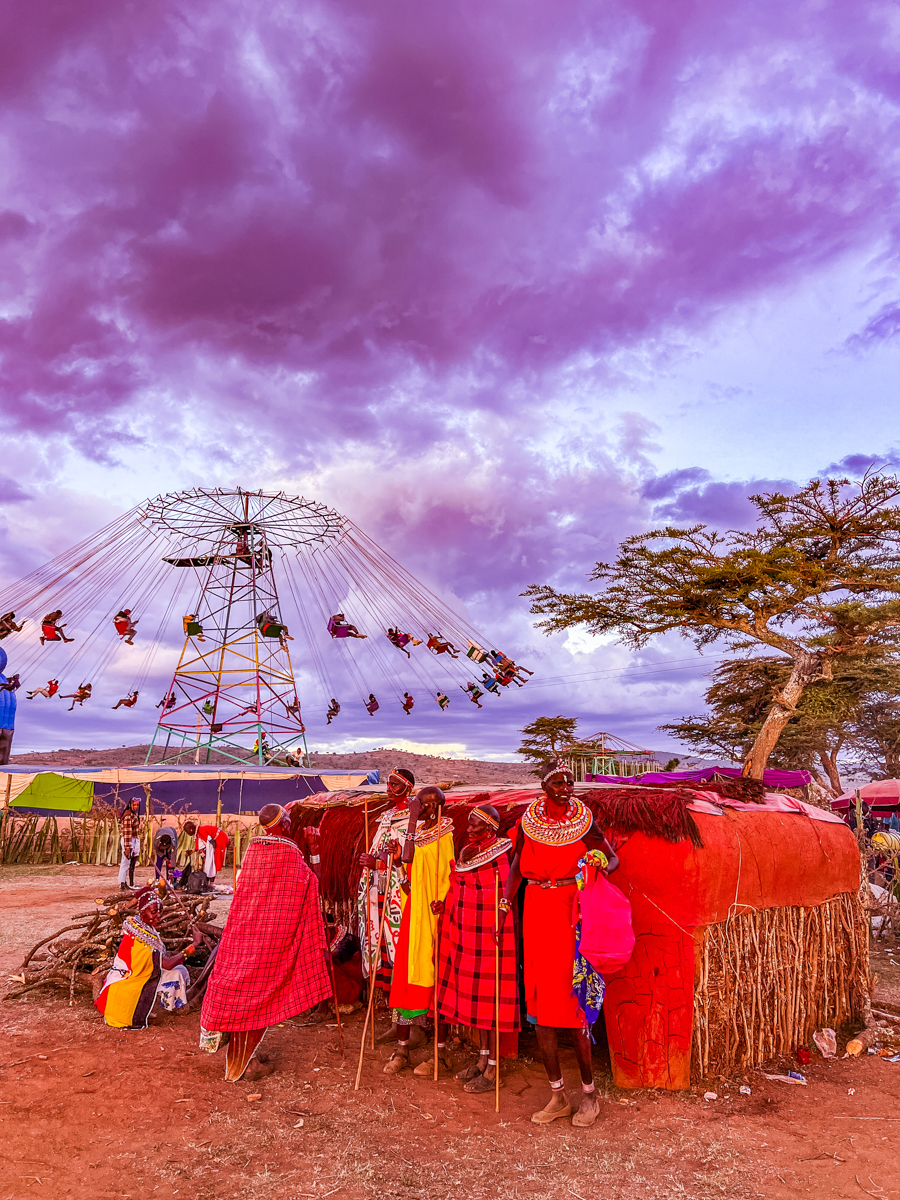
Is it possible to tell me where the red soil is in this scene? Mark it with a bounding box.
[3,865,900,1199]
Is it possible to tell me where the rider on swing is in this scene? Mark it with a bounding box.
[40,611,74,644]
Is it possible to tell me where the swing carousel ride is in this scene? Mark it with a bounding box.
[0,488,531,765]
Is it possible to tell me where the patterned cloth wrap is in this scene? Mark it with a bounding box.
[356,806,410,987]
[201,835,332,1032]
[572,850,608,1032]
[437,845,520,1032]
[95,916,189,1029]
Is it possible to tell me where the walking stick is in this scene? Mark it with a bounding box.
[433,803,443,1082]
[364,797,376,1051]
[355,858,394,1091]
[324,928,346,1057]
[494,866,501,1113]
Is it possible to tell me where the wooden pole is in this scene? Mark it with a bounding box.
[327,950,345,1058]
[494,866,501,1113]
[433,803,443,1082]
[364,795,377,1050]
[355,858,393,1091]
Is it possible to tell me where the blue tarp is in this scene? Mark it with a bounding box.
[0,647,16,732]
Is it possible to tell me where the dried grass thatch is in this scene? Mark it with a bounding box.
[692,889,869,1080]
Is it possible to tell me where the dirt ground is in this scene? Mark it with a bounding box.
[3,865,900,1200]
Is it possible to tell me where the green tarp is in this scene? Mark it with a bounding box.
[10,773,94,812]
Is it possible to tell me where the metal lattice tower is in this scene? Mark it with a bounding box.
[140,488,345,765]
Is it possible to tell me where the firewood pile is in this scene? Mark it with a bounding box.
[4,891,219,1003]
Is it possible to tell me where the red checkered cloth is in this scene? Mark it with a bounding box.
[436,853,519,1032]
[119,810,140,842]
[201,835,332,1032]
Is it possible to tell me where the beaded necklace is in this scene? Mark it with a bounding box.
[521,796,592,846]
[454,837,512,872]
[123,915,164,954]
[414,815,455,847]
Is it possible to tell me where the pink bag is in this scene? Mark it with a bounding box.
[576,869,635,976]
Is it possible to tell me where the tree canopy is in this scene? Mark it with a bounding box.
[525,475,900,778]
[660,655,900,795]
[516,715,578,775]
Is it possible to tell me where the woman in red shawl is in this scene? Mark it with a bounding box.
[495,760,618,1128]
[200,805,331,1080]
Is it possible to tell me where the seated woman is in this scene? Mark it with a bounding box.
[426,634,459,658]
[27,679,59,700]
[113,609,139,645]
[327,613,367,639]
[387,628,423,658]
[183,614,205,642]
[326,698,341,724]
[256,612,293,646]
[490,650,533,683]
[401,691,415,714]
[95,887,199,1028]
[460,682,484,709]
[40,610,74,644]
[61,683,92,710]
[156,691,176,710]
[365,693,380,716]
[112,690,139,710]
[0,612,23,639]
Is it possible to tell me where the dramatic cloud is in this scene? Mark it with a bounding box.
[1,0,899,457]
[1,0,899,759]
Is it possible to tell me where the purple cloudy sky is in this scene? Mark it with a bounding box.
[1,0,899,761]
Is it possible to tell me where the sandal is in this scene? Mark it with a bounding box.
[463,1070,500,1094]
[413,1047,454,1077]
[382,1047,410,1074]
[455,1058,487,1082]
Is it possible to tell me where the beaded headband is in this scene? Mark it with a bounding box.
[471,806,499,830]
[541,759,574,784]
[388,769,413,791]
[137,889,163,913]
[262,805,287,830]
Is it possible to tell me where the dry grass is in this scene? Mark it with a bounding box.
[693,891,869,1079]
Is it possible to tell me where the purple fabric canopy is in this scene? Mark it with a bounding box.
[586,765,811,788]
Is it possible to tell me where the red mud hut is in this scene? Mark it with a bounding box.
[290,775,866,1089]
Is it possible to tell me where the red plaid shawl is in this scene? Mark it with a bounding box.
[201,835,332,1031]
[436,852,519,1032]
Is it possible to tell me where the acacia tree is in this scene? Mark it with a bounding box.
[517,715,578,775]
[660,656,900,795]
[525,476,900,779]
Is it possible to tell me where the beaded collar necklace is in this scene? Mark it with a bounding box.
[455,837,512,872]
[124,915,164,953]
[414,815,455,847]
[521,796,592,846]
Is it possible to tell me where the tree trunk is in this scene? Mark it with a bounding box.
[742,652,832,780]
[817,746,843,797]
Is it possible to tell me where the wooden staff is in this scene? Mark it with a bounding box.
[324,927,346,1058]
[355,857,393,1091]
[364,796,375,1050]
[494,865,501,1112]
[433,803,443,1082]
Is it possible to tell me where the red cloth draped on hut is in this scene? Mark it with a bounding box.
[201,835,331,1032]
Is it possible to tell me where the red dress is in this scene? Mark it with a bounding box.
[519,798,592,1029]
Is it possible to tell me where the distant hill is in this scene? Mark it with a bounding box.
[7,743,536,787]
